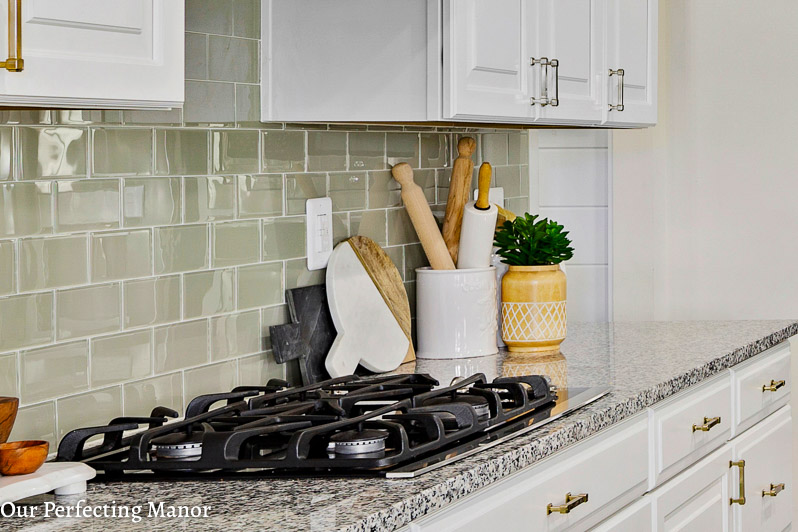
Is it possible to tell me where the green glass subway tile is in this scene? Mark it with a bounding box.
[481,133,509,166]
[383,246,404,281]
[285,173,326,215]
[520,164,529,195]
[154,224,209,274]
[286,123,326,131]
[185,32,208,81]
[18,127,86,179]
[155,129,209,176]
[184,360,237,400]
[92,128,153,176]
[123,276,181,329]
[209,36,258,83]
[367,169,401,209]
[20,341,88,404]
[238,352,284,385]
[508,132,524,165]
[520,132,529,164]
[329,124,368,131]
[233,0,260,38]
[405,281,417,318]
[9,402,56,447]
[307,132,346,172]
[348,132,385,171]
[183,268,235,319]
[122,108,183,126]
[210,310,260,360]
[184,81,236,126]
[329,172,366,212]
[0,292,53,351]
[0,182,53,237]
[212,130,259,174]
[0,353,17,397]
[56,283,121,340]
[237,262,282,309]
[367,125,403,131]
[420,133,449,168]
[213,220,260,267]
[261,304,288,350]
[185,176,235,223]
[349,210,387,246]
[19,235,88,291]
[0,128,11,181]
[332,213,349,246]
[0,240,14,295]
[0,110,52,125]
[57,386,122,440]
[387,208,419,246]
[262,217,305,261]
[262,130,305,173]
[495,165,522,197]
[91,330,152,387]
[404,243,428,281]
[54,110,121,125]
[414,169,436,204]
[186,0,233,35]
[387,133,420,167]
[235,84,261,127]
[91,230,152,282]
[154,319,209,372]
[505,197,530,215]
[238,174,283,218]
[55,179,119,232]
[123,372,183,416]
[285,259,324,290]
[123,177,181,227]
[436,167,451,207]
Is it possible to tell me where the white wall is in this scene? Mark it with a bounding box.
[613,0,798,320]
[530,130,611,322]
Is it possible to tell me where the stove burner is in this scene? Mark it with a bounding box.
[151,431,204,460]
[329,429,389,455]
[421,394,491,422]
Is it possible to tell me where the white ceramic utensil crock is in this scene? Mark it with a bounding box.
[415,266,498,359]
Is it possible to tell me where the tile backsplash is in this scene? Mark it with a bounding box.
[0,0,530,447]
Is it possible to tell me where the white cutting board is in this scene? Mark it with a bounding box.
[0,462,95,503]
[325,241,409,377]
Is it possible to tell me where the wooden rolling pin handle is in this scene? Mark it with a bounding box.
[457,136,476,158]
[391,163,455,271]
[476,162,492,210]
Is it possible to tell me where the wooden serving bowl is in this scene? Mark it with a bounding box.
[0,397,19,444]
[0,440,48,475]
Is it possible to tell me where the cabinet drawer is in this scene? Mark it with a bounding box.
[731,342,791,436]
[411,415,648,532]
[589,496,652,531]
[649,374,731,488]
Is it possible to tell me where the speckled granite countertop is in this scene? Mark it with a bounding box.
[4,321,797,532]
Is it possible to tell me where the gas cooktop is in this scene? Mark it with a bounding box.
[56,373,609,479]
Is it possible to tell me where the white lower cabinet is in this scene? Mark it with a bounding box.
[590,496,652,531]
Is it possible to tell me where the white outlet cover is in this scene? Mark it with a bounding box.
[306,197,334,271]
[474,186,505,207]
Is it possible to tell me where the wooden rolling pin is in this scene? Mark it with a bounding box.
[391,163,455,270]
[442,137,476,264]
[457,162,498,269]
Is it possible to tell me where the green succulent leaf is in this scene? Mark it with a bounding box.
[493,212,574,266]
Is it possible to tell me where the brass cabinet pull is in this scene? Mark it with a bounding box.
[730,460,746,505]
[0,0,23,72]
[549,58,559,107]
[529,57,559,107]
[546,492,588,515]
[692,416,721,433]
[763,483,785,497]
[762,379,786,392]
[608,68,624,111]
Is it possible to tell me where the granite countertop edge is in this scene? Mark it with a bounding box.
[344,322,798,532]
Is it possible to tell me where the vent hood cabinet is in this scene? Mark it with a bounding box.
[261,0,656,127]
[0,0,183,109]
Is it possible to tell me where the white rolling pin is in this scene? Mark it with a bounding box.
[457,162,498,269]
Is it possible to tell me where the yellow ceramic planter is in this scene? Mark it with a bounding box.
[501,265,567,354]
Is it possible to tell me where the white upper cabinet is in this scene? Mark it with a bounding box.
[0,0,183,109]
[604,0,658,126]
[261,0,657,127]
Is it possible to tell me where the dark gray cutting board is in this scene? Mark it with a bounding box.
[269,285,335,385]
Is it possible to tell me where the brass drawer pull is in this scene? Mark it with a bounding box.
[0,0,23,72]
[730,460,746,505]
[692,416,721,433]
[763,483,785,497]
[762,380,785,392]
[608,68,625,111]
[546,492,588,515]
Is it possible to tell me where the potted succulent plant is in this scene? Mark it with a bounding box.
[494,213,574,354]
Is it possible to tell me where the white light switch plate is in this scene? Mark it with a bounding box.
[306,197,333,270]
[474,186,505,207]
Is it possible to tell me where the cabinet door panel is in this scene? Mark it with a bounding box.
[604,0,657,125]
[0,0,183,107]
[444,0,532,121]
